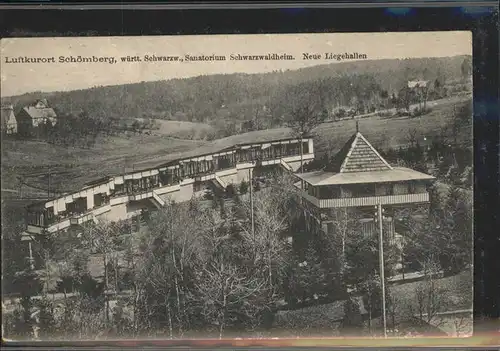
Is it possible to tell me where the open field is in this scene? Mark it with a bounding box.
[1,134,207,194]
[135,118,215,140]
[314,95,472,156]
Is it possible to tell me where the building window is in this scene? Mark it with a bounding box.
[408,181,416,194]
[286,143,300,156]
[308,186,315,197]
[375,183,393,196]
[414,181,426,193]
[46,207,55,224]
[162,171,168,185]
[262,146,272,160]
[94,193,106,207]
[114,183,125,195]
[318,186,340,199]
[347,184,375,197]
[340,186,353,198]
[303,142,309,154]
[272,144,282,158]
[67,197,87,215]
[392,182,408,195]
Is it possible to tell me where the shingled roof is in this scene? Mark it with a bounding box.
[298,131,435,186]
[326,131,392,173]
[22,105,57,120]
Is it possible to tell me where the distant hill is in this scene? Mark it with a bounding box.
[1,55,471,132]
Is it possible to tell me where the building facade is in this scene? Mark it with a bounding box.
[22,136,314,251]
[1,105,18,135]
[295,131,435,245]
[16,99,57,136]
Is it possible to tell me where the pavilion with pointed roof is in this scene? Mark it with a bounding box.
[295,127,435,240]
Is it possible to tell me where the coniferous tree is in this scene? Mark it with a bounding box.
[37,297,56,338]
[340,297,363,336]
[238,180,249,195]
[287,242,326,306]
[360,275,382,322]
[12,264,42,339]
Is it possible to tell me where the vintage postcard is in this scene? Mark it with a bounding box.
[1,32,473,341]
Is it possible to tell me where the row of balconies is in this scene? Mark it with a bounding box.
[25,153,312,233]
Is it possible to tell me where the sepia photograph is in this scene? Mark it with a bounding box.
[1,32,473,340]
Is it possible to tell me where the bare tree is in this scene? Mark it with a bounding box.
[80,220,121,323]
[385,287,403,331]
[29,234,56,296]
[134,199,208,337]
[415,83,429,111]
[238,172,298,290]
[322,208,361,277]
[283,80,328,173]
[452,315,472,337]
[410,259,445,327]
[195,256,269,338]
[190,200,280,338]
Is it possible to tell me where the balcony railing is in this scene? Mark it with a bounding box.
[27,203,112,233]
[26,145,316,233]
[70,213,95,226]
[301,191,430,208]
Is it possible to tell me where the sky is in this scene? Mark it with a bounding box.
[1,31,472,97]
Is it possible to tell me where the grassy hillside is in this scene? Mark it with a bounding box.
[1,94,471,197]
[1,134,206,194]
[315,95,472,155]
[143,119,216,140]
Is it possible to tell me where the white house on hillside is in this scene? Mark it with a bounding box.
[16,99,57,135]
[1,104,18,135]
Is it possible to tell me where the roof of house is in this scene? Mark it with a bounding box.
[325,132,392,173]
[296,167,435,186]
[296,131,435,186]
[21,105,57,120]
[131,128,307,170]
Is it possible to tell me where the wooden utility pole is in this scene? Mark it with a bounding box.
[17,176,24,199]
[28,240,35,271]
[378,203,387,338]
[47,166,51,198]
[299,133,304,174]
[249,167,255,255]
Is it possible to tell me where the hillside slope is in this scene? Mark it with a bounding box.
[2,56,471,129]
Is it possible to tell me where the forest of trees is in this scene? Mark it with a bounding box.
[2,168,472,340]
[2,56,472,141]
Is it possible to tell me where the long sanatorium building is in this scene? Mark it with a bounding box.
[23,136,314,239]
[22,129,435,265]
